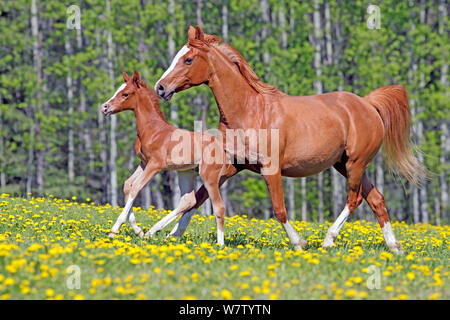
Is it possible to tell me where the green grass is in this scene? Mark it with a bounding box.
[0,194,448,300]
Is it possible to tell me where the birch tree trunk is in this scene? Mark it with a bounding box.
[418,0,428,224]
[278,4,295,220]
[106,0,117,206]
[222,0,229,42]
[221,0,231,215]
[301,178,307,221]
[0,113,6,188]
[313,0,324,222]
[438,0,448,224]
[76,28,94,176]
[260,0,270,65]
[167,0,180,209]
[65,31,75,183]
[31,0,44,193]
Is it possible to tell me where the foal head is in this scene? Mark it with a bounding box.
[155,26,217,101]
[101,70,143,116]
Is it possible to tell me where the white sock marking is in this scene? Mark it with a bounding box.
[323,205,350,247]
[283,220,302,249]
[217,228,224,246]
[382,221,396,247]
[110,197,134,234]
[330,206,350,236]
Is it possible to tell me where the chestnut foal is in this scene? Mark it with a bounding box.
[101,70,229,245]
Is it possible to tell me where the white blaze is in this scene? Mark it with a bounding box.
[155,45,191,90]
[107,83,127,102]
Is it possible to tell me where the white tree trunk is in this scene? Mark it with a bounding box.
[313,0,324,222]
[106,0,117,207]
[65,32,74,183]
[438,1,448,224]
[222,0,229,42]
[301,178,307,221]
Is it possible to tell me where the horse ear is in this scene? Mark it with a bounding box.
[133,70,141,82]
[195,25,204,41]
[188,25,196,41]
[123,69,131,82]
[132,70,141,88]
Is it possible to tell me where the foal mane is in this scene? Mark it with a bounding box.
[189,35,281,96]
[139,80,167,120]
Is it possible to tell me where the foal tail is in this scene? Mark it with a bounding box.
[364,85,426,186]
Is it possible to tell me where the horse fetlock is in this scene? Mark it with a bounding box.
[108,231,116,239]
[322,230,337,248]
[135,229,144,238]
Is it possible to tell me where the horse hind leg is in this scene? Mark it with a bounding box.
[145,170,197,238]
[361,175,403,254]
[168,164,241,239]
[323,162,403,254]
[323,161,364,248]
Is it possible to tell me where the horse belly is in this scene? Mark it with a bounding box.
[280,133,346,177]
[166,164,199,171]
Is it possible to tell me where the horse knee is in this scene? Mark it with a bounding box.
[123,179,133,196]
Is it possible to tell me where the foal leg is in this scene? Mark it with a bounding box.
[108,165,143,238]
[264,171,307,251]
[201,165,225,246]
[109,164,160,238]
[323,162,364,248]
[168,164,241,238]
[126,165,146,238]
[145,170,197,238]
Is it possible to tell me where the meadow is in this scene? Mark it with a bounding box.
[0,193,448,300]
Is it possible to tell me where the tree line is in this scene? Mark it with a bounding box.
[0,0,448,224]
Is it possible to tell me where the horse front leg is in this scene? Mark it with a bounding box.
[125,164,146,238]
[263,170,308,251]
[109,164,160,238]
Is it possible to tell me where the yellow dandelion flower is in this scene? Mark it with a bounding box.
[221,289,232,300]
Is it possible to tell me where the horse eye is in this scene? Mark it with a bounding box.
[185,58,192,65]
[123,93,128,97]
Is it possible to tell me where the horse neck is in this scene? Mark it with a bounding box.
[207,47,259,129]
[134,89,168,137]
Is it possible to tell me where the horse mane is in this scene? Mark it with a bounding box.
[139,80,167,120]
[189,35,281,95]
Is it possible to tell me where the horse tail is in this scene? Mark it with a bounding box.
[364,85,426,186]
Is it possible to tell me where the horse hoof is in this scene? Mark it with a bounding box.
[391,242,404,255]
[136,230,144,238]
[144,231,154,238]
[300,239,309,250]
[322,233,336,249]
[108,232,116,239]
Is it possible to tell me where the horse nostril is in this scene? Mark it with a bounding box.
[102,103,110,114]
[158,84,164,92]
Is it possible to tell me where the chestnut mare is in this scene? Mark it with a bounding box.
[101,70,231,245]
[153,26,426,254]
